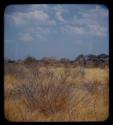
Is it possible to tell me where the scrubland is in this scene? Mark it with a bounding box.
[4,63,109,121]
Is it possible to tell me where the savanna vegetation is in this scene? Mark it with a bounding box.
[4,55,109,121]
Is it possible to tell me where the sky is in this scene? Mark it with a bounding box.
[4,4,109,60]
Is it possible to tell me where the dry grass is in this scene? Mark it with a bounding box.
[4,64,109,121]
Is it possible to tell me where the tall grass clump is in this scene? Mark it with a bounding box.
[18,82,75,116]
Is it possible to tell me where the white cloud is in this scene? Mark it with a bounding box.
[72,5,108,27]
[20,33,33,42]
[6,9,56,26]
[27,26,50,36]
[54,5,67,22]
[36,26,50,34]
[5,4,108,41]
[13,10,48,24]
[54,5,64,12]
[56,11,64,22]
[35,33,46,41]
[30,4,48,11]
[87,24,106,36]
[61,24,106,37]
[25,26,51,41]
[96,5,100,11]
[67,5,108,37]
[83,5,108,18]
[61,25,84,35]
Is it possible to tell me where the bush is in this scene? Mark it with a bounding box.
[24,56,38,64]
[60,58,70,64]
[18,82,75,116]
[83,80,103,94]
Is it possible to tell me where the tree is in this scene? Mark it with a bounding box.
[60,58,70,64]
[41,57,58,65]
[24,56,38,64]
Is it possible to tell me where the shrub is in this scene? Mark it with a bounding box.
[24,56,38,64]
[18,82,75,116]
[83,80,103,94]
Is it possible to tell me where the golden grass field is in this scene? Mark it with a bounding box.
[4,63,109,121]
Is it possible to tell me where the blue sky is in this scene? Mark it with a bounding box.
[4,4,109,60]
